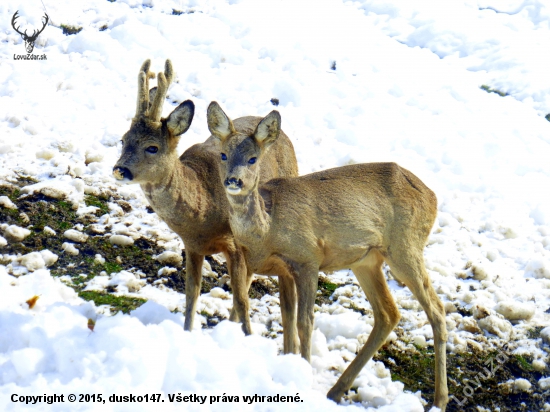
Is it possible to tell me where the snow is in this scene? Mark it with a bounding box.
[63,229,89,243]
[1,0,549,410]
[154,250,184,266]
[0,196,17,210]
[2,225,31,242]
[18,250,59,272]
[61,242,79,256]
[512,378,532,392]
[43,226,56,236]
[108,234,134,246]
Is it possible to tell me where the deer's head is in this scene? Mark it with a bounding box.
[113,59,195,185]
[12,11,48,54]
[208,102,281,196]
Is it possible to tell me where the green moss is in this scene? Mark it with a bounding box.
[316,276,339,305]
[103,261,122,274]
[480,84,508,97]
[319,278,338,292]
[526,326,543,339]
[84,194,110,215]
[78,291,146,314]
[0,184,167,288]
[514,354,534,371]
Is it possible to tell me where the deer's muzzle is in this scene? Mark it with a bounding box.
[224,177,243,195]
[113,166,133,181]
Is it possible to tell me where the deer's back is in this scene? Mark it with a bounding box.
[259,162,437,270]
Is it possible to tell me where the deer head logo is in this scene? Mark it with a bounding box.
[12,11,49,54]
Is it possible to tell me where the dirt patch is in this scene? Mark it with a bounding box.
[0,183,279,316]
[372,343,548,411]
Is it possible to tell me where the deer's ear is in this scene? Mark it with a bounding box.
[253,111,281,148]
[166,100,194,137]
[207,101,235,141]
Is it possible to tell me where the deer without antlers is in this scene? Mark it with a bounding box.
[12,11,48,54]
[113,60,298,338]
[209,102,448,410]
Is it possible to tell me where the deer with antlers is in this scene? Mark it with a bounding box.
[209,102,448,410]
[12,11,48,54]
[113,60,299,341]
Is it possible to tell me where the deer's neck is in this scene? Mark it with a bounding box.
[140,159,206,224]
[227,189,271,249]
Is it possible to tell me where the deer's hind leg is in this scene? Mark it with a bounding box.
[279,275,299,354]
[293,263,319,362]
[327,249,400,402]
[386,247,448,411]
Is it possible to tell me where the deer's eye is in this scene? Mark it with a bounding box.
[248,157,257,165]
[221,153,227,161]
[146,146,158,154]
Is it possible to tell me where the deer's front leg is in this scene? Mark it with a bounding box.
[228,263,254,324]
[184,251,204,331]
[226,247,252,335]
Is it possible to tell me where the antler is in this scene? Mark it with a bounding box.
[11,11,48,40]
[32,13,49,40]
[135,59,174,122]
[150,60,174,122]
[11,11,25,37]
[136,59,154,118]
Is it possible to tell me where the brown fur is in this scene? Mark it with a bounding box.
[113,61,298,336]
[213,108,448,410]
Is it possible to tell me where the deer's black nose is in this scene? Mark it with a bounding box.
[224,177,243,188]
[113,166,133,181]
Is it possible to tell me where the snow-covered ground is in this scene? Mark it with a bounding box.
[1,0,550,410]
